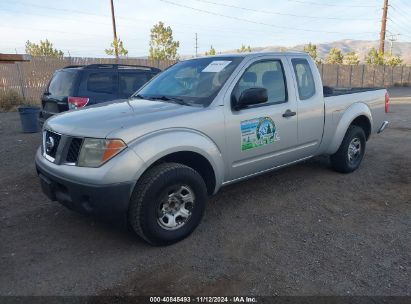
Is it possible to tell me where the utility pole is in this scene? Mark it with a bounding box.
[110,0,119,58]
[379,0,389,54]
[195,33,198,57]
[386,33,398,55]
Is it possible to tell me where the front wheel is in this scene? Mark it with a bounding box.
[330,125,366,173]
[128,162,208,245]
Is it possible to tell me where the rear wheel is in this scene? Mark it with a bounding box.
[128,162,207,245]
[331,125,366,173]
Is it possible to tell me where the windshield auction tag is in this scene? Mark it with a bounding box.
[202,61,232,73]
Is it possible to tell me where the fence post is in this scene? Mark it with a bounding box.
[408,69,411,86]
[372,68,376,87]
[391,67,394,86]
[336,65,339,87]
[361,65,365,88]
[15,62,27,101]
[382,65,385,87]
[320,64,324,81]
[400,66,404,85]
[349,65,353,88]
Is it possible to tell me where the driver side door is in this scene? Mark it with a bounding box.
[223,57,298,182]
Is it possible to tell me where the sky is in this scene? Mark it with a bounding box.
[1,0,410,58]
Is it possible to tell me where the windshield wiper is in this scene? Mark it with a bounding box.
[147,95,191,106]
[132,94,145,99]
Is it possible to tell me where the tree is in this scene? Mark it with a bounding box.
[343,51,360,65]
[205,45,216,56]
[25,39,64,57]
[325,48,343,64]
[385,54,403,66]
[237,44,252,53]
[365,47,403,66]
[105,38,128,57]
[304,43,317,62]
[149,22,180,61]
[365,48,384,65]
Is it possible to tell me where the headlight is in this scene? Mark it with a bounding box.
[77,138,126,167]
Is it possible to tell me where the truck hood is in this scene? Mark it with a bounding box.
[45,98,201,140]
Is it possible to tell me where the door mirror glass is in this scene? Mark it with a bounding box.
[234,87,268,110]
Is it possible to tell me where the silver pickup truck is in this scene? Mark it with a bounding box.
[36,52,389,245]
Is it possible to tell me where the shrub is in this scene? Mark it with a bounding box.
[0,89,24,112]
[0,90,36,112]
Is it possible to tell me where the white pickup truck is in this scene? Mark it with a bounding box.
[36,52,389,245]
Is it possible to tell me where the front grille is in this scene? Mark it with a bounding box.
[66,138,83,163]
[44,130,61,160]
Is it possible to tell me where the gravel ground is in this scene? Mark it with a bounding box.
[0,89,410,296]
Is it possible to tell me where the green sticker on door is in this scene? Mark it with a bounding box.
[240,117,280,151]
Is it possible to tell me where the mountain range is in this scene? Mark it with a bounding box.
[245,39,411,64]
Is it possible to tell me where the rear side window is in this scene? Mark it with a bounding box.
[292,59,316,100]
[48,70,77,96]
[119,72,150,97]
[86,72,116,94]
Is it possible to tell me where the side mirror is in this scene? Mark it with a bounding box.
[234,88,268,110]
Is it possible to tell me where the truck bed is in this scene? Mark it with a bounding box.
[319,87,387,155]
[323,86,384,97]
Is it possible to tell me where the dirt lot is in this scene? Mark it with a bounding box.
[0,88,410,296]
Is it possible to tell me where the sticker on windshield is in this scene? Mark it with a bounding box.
[240,117,280,151]
[202,61,232,73]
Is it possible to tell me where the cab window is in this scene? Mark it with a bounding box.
[291,59,316,100]
[233,60,287,107]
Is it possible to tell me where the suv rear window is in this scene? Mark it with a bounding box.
[119,72,151,96]
[86,72,117,94]
[48,70,77,96]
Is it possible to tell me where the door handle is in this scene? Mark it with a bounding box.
[282,109,296,118]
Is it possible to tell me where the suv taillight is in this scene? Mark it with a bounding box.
[385,92,389,113]
[68,97,89,110]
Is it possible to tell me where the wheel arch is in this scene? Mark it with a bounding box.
[129,129,224,195]
[325,103,373,155]
[350,115,371,140]
[145,151,216,195]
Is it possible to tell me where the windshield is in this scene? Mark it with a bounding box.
[134,56,244,107]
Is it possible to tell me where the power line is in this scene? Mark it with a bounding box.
[286,0,376,8]
[388,18,411,35]
[190,0,377,21]
[10,1,110,18]
[0,7,112,27]
[159,0,377,36]
[394,0,411,11]
[0,24,111,38]
[390,4,411,24]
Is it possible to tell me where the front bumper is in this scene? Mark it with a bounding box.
[36,152,135,226]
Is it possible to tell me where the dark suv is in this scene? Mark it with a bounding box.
[39,64,161,125]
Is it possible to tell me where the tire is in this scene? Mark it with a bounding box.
[330,125,366,173]
[128,162,208,246]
